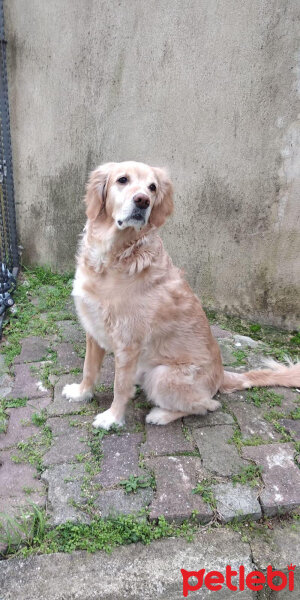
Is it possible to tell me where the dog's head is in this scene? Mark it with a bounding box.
[85,161,173,230]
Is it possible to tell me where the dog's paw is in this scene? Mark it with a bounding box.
[92,409,125,431]
[207,399,221,412]
[62,383,93,403]
[145,407,173,425]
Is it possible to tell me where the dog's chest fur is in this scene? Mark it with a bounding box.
[72,269,113,351]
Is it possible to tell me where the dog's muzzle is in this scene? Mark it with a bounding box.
[117,193,150,227]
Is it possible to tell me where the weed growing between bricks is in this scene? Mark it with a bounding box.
[0,505,198,558]
[192,479,217,509]
[119,474,156,494]
[1,503,299,560]
[232,465,263,487]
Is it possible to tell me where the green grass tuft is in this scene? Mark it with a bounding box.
[119,474,155,494]
[232,464,262,487]
[247,388,283,408]
[1,266,73,366]
[192,479,216,508]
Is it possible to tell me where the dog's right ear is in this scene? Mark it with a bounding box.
[85,163,115,221]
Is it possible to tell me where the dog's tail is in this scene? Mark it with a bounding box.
[220,358,300,393]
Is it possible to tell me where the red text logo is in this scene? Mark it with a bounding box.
[181,564,295,596]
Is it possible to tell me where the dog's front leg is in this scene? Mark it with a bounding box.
[93,345,139,430]
[63,334,105,402]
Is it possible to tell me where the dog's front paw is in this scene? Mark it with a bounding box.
[93,409,125,431]
[62,383,93,403]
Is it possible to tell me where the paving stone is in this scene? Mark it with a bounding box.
[184,410,234,428]
[55,342,83,372]
[47,414,90,436]
[41,463,89,526]
[0,529,255,600]
[43,416,90,466]
[0,449,46,517]
[141,421,195,456]
[242,443,300,516]
[14,336,51,364]
[280,418,300,440]
[218,341,236,365]
[230,401,281,441]
[0,405,43,450]
[95,488,153,518]
[146,456,213,523]
[193,425,247,476]
[7,362,50,400]
[0,354,8,376]
[47,373,92,416]
[269,386,300,414]
[212,482,262,523]
[233,334,259,349]
[28,396,52,411]
[94,433,144,487]
[57,320,85,343]
[0,372,14,398]
[211,324,233,339]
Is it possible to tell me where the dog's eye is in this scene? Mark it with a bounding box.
[149,183,156,192]
[117,176,128,184]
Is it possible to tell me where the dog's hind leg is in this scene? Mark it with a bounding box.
[143,364,220,425]
[63,334,105,402]
[146,407,190,425]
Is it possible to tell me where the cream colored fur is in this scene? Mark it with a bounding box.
[62,161,300,429]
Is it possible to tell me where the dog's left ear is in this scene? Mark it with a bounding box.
[85,162,116,221]
[149,167,174,228]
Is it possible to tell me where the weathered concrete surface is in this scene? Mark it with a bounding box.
[184,410,234,429]
[7,362,50,400]
[242,443,300,516]
[14,336,51,364]
[212,482,262,523]
[4,0,300,328]
[141,421,195,456]
[94,433,144,487]
[0,449,46,518]
[41,463,90,526]
[0,403,46,450]
[0,529,255,599]
[146,456,213,523]
[95,488,153,519]
[250,520,300,599]
[43,416,90,467]
[230,401,281,442]
[192,425,247,476]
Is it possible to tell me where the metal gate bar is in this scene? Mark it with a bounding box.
[0,0,18,338]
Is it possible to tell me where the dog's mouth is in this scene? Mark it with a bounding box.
[117,211,146,228]
[129,213,145,221]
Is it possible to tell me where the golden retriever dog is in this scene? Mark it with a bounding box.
[62,161,300,429]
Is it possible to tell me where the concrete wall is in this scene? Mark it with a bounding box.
[4,0,300,329]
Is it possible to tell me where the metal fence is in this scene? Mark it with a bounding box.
[0,0,18,336]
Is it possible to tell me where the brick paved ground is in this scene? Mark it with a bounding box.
[0,289,300,560]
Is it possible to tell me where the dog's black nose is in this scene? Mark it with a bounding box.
[133,194,150,210]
